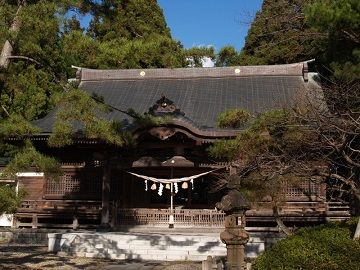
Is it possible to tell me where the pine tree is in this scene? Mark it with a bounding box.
[0,0,188,213]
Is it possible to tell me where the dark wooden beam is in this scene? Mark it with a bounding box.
[139,142,196,149]
[101,161,111,228]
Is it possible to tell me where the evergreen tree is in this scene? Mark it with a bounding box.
[306,0,360,81]
[239,0,318,65]
[63,0,186,70]
[215,46,241,67]
[211,0,360,237]
[218,0,359,84]
[0,0,188,213]
[183,46,215,67]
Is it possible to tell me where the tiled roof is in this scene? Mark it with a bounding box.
[34,62,319,136]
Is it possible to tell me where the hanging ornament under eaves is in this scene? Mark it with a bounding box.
[151,182,157,190]
[126,169,219,197]
[158,183,164,196]
[165,183,170,189]
[174,183,178,193]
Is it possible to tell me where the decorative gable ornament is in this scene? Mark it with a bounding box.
[149,95,184,116]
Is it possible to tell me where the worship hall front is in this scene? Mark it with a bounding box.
[11,62,347,229]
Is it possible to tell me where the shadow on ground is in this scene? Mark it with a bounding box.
[0,245,201,270]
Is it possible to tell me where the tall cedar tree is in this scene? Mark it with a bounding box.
[63,0,186,70]
[240,0,319,65]
[216,0,319,67]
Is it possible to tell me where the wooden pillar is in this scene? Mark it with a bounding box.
[110,201,117,228]
[101,162,111,228]
[32,214,38,229]
[72,215,79,230]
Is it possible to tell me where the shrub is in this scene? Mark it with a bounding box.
[252,219,360,270]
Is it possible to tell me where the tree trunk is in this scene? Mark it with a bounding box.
[273,206,293,236]
[354,217,360,239]
[0,2,24,69]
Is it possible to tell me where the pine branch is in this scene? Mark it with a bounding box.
[6,56,42,66]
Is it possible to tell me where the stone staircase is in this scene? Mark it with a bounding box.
[48,231,267,261]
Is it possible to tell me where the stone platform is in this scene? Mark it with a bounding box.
[48,228,275,261]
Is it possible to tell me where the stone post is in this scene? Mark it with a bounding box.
[216,190,250,270]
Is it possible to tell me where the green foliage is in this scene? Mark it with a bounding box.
[47,121,73,147]
[61,30,99,70]
[209,108,322,205]
[63,32,186,70]
[253,220,360,270]
[211,109,312,161]
[0,114,39,137]
[306,0,360,33]
[184,46,215,67]
[86,0,172,41]
[0,184,24,214]
[2,140,62,180]
[238,0,359,82]
[239,0,319,65]
[0,64,63,120]
[48,88,129,147]
[237,110,319,162]
[0,2,66,121]
[207,139,239,161]
[127,108,171,128]
[61,0,187,70]
[216,108,251,128]
[215,46,242,67]
[305,0,360,81]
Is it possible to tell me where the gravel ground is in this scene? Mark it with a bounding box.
[0,245,202,270]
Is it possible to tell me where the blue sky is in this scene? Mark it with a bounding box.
[77,1,263,52]
[158,0,263,51]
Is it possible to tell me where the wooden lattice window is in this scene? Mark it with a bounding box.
[45,169,102,198]
[46,177,66,195]
[286,180,323,199]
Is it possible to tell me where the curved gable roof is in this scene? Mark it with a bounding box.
[35,62,320,139]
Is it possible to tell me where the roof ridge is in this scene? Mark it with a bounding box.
[76,61,310,82]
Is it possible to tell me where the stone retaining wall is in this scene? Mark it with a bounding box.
[0,229,63,245]
[48,231,284,261]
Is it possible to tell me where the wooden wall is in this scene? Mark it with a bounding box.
[18,177,45,200]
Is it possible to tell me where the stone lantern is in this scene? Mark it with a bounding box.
[216,190,250,270]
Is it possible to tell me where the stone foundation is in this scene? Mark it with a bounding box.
[48,231,283,261]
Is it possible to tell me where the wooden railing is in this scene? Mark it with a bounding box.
[18,199,102,212]
[115,208,225,227]
[14,200,102,229]
[325,201,351,221]
[14,200,350,229]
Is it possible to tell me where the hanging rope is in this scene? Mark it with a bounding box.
[126,169,218,184]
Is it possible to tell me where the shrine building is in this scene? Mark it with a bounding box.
[6,61,350,229]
